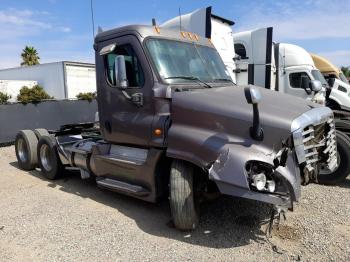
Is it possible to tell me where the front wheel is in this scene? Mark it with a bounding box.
[169,160,199,230]
[318,130,350,184]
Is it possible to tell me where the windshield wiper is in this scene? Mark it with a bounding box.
[164,76,212,88]
[213,78,236,85]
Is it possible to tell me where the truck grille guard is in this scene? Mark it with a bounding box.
[291,107,338,182]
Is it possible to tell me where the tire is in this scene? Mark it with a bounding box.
[15,130,38,170]
[335,118,350,135]
[34,128,50,139]
[318,130,350,184]
[169,160,199,230]
[327,99,341,110]
[37,135,64,180]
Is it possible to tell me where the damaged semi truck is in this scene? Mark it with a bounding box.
[15,25,338,230]
[161,6,350,184]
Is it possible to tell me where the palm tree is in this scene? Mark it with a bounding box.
[20,46,40,66]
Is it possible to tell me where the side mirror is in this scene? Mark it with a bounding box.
[244,86,262,104]
[310,80,322,93]
[244,86,263,141]
[327,78,335,87]
[301,75,312,94]
[114,55,129,89]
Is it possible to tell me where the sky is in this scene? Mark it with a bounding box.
[0,0,349,69]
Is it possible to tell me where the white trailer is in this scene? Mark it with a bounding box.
[0,80,37,102]
[0,61,96,99]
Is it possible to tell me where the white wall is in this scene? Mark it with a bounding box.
[65,64,96,99]
[0,62,65,99]
[0,80,37,102]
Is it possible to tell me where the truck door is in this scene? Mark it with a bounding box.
[96,35,154,146]
[234,27,275,90]
[234,42,249,85]
[283,70,313,99]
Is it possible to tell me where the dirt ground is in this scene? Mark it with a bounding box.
[0,145,349,261]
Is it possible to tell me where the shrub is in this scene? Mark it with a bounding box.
[76,92,97,102]
[17,85,53,104]
[0,91,11,104]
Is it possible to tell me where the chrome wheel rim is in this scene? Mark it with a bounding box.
[17,138,28,163]
[40,144,52,171]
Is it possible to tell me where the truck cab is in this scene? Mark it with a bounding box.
[15,24,338,231]
[233,30,325,104]
[311,53,350,111]
[161,8,350,185]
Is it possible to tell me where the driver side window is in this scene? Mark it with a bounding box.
[289,72,310,89]
[105,44,145,87]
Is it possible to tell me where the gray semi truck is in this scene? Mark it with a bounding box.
[15,25,337,230]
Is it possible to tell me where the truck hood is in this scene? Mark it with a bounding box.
[170,85,320,148]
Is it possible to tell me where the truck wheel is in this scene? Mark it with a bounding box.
[15,130,38,170]
[318,130,350,184]
[34,128,50,139]
[37,136,64,180]
[335,118,350,135]
[169,160,199,230]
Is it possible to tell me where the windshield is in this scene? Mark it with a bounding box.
[311,70,328,87]
[146,38,232,84]
[339,72,350,84]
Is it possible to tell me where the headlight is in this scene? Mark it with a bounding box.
[246,161,276,193]
[252,173,266,190]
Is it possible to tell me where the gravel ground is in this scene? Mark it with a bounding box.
[0,145,349,261]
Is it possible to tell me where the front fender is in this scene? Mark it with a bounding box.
[166,124,272,170]
[166,124,301,205]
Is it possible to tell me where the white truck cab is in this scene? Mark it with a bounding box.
[233,29,325,104]
[327,78,350,111]
[311,53,350,111]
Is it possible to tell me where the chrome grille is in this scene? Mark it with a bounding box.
[294,117,337,172]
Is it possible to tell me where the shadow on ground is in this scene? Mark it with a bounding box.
[337,177,350,189]
[11,161,275,249]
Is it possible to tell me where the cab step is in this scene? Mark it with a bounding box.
[96,178,150,196]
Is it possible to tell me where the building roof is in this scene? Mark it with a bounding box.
[0,61,95,72]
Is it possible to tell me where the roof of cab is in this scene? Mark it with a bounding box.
[94,24,213,47]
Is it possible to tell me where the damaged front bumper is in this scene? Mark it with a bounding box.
[208,144,301,209]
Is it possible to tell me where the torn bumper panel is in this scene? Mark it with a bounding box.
[208,145,301,208]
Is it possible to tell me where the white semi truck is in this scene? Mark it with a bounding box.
[161,6,350,184]
[311,53,350,111]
